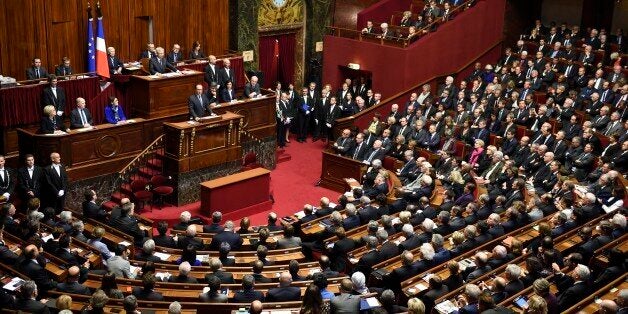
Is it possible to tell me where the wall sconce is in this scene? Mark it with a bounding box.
[347,63,360,70]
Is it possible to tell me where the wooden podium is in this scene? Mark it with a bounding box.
[200,168,272,217]
[162,112,243,174]
[128,70,204,118]
[320,150,368,193]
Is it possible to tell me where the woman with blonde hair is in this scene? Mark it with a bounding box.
[407,297,425,314]
[40,104,68,134]
[524,295,548,314]
[400,11,413,27]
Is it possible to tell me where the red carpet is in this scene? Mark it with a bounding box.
[140,134,341,227]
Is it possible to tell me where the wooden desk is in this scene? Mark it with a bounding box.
[200,167,272,216]
[128,70,204,118]
[163,112,243,173]
[17,119,151,180]
[320,150,368,193]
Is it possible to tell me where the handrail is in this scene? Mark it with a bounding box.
[118,134,164,176]
[332,38,503,135]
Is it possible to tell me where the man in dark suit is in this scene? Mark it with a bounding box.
[209,221,243,250]
[110,202,147,245]
[217,58,236,89]
[265,272,301,302]
[69,97,93,129]
[44,152,68,212]
[26,57,48,80]
[18,245,57,294]
[188,84,212,121]
[41,75,66,115]
[362,140,386,164]
[0,155,14,203]
[204,55,220,86]
[54,59,72,77]
[132,273,164,301]
[17,154,43,202]
[149,47,180,75]
[208,258,235,284]
[296,87,313,142]
[166,44,183,65]
[203,211,224,233]
[14,280,50,313]
[244,76,262,98]
[107,47,124,75]
[233,274,265,302]
[557,264,590,311]
[330,279,361,314]
[57,266,91,295]
[153,221,177,248]
[387,251,419,290]
[168,261,199,283]
[324,96,342,141]
[82,189,107,220]
[178,225,205,250]
[200,275,229,303]
[356,236,381,276]
[139,42,157,59]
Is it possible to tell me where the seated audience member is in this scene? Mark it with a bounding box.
[178,224,204,250]
[276,225,302,249]
[15,280,49,313]
[40,105,68,134]
[104,97,128,124]
[203,211,224,233]
[330,279,361,314]
[57,266,91,295]
[177,244,201,266]
[55,57,73,76]
[107,244,138,279]
[107,47,124,75]
[208,257,235,284]
[199,275,228,303]
[135,239,162,262]
[70,97,94,129]
[266,272,301,302]
[153,220,177,248]
[233,274,265,303]
[26,57,49,80]
[238,217,252,234]
[266,212,283,231]
[100,272,124,299]
[149,46,180,75]
[555,264,590,311]
[245,76,262,98]
[209,220,243,250]
[169,261,198,283]
[82,189,107,220]
[18,244,58,294]
[109,202,146,245]
[189,41,206,60]
[407,298,426,314]
[132,273,164,301]
[219,242,236,266]
[173,211,192,231]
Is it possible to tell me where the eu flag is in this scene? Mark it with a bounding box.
[86,6,96,73]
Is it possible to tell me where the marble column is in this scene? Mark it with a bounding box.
[304,0,333,84]
[229,0,260,72]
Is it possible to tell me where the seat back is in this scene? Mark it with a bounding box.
[130,179,148,192]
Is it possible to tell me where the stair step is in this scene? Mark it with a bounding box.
[139,166,161,178]
[110,191,129,203]
[147,158,162,168]
[102,201,118,211]
[120,183,132,195]
[277,153,291,163]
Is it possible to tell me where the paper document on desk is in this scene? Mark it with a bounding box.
[153,252,172,260]
[435,300,459,314]
[2,277,25,291]
[118,241,132,247]
[294,211,305,219]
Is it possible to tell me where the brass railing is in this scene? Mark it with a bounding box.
[113,134,165,189]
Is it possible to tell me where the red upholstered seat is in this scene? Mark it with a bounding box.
[154,186,173,194]
[151,175,174,209]
[130,179,153,211]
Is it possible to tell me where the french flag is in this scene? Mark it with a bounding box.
[95,3,109,78]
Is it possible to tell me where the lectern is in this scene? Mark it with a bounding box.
[162,112,244,174]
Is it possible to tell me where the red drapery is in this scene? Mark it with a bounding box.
[259,33,296,88]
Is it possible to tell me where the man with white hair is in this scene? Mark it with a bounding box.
[244,76,261,98]
[357,236,381,276]
[466,252,491,280]
[148,46,180,75]
[398,224,420,251]
[416,243,435,272]
[203,211,224,233]
[456,284,482,313]
[363,140,385,165]
[266,212,282,231]
[173,211,192,231]
[57,210,73,232]
[343,204,361,230]
[70,97,93,129]
[558,264,590,310]
[178,224,204,250]
[617,289,628,313]
[503,264,524,295]
[209,220,243,250]
[598,300,618,314]
[266,272,301,302]
[168,301,182,314]
[380,23,393,39]
[169,261,198,283]
[488,245,509,269]
[136,239,162,263]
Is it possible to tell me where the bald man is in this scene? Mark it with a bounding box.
[45,152,68,212]
[18,244,58,293]
[265,272,301,302]
[148,47,179,75]
[57,266,91,295]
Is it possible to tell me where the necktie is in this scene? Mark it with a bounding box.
[198,95,202,106]
[28,168,33,179]
[341,138,346,147]
[80,109,87,125]
[55,165,60,176]
[554,141,561,153]
[173,54,177,62]
[226,68,230,78]
[367,149,378,162]
[110,57,114,66]
[353,144,362,159]
[36,68,40,78]
[0,169,4,182]
[159,58,162,66]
